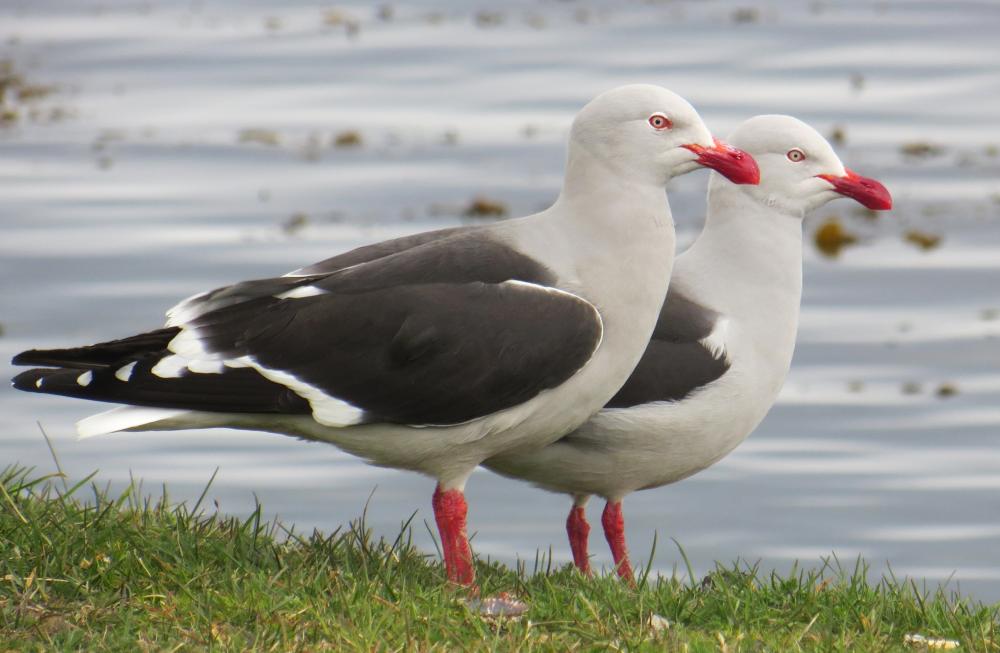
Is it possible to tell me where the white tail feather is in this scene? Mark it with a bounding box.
[77,406,189,439]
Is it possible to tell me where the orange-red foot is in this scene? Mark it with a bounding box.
[566,504,592,575]
[602,500,635,585]
[432,485,475,586]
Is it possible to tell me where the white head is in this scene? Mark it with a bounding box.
[567,84,760,188]
[719,114,892,216]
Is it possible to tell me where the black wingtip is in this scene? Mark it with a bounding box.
[12,348,101,369]
[11,350,37,366]
[11,368,51,392]
[11,328,180,369]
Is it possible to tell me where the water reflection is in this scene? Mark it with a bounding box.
[2,0,999,600]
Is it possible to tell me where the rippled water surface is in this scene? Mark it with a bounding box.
[3,0,1000,599]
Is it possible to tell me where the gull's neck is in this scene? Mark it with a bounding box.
[675,174,804,352]
[545,142,676,314]
[557,140,671,229]
[525,139,675,280]
[499,139,677,415]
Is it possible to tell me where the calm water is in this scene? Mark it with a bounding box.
[3,0,1000,599]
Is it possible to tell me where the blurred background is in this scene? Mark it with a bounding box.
[2,0,999,599]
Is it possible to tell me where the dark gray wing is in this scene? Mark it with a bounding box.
[12,328,179,369]
[605,287,729,408]
[182,234,602,425]
[11,227,466,372]
[288,226,464,276]
[15,231,604,428]
[166,227,526,325]
[202,279,601,425]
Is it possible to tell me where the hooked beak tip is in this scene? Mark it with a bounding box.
[684,138,761,186]
[818,168,893,211]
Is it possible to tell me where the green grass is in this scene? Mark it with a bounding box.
[1,464,997,652]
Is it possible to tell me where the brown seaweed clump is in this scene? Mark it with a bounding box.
[900,142,946,159]
[813,218,859,258]
[0,59,59,127]
[333,130,363,148]
[463,197,508,219]
[903,230,942,251]
[282,212,309,235]
[936,383,958,398]
[238,128,281,147]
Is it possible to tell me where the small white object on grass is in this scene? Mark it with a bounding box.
[904,633,960,649]
[463,593,529,619]
[648,614,671,632]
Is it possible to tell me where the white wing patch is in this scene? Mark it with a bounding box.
[151,354,188,379]
[274,285,326,300]
[77,371,93,387]
[186,359,224,374]
[699,317,730,361]
[283,260,364,278]
[115,361,137,382]
[153,344,363,426]
[167,326,211,361]
[165,327,225,374]
[230,355,366,427]
[165,289,211,328]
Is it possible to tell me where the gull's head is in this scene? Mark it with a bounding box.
[725,115,892,216]
[569,84,760,187]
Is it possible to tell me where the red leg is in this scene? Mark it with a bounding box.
[601,500,635,583]
[432,485,475,586]
[566,504,592,575]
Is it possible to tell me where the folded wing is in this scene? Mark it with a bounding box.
[605,288,730,408]
[13,231,604,429]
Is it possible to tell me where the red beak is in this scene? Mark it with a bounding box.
[817,168,892,210]
[683,137,760,185]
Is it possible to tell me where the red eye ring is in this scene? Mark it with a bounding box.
[648,113,672,130]
[787,148,806,162]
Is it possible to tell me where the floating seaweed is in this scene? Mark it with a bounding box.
[463,197,508,219]
[475,11,504,28]
[903,230,942,251]
[282,212,309,235]
[813,218,859,258]
[935,383,957,398]
[333,130,363,148]
[322,9,360,36]
[900,142,946,159]
[732,8,760,23]
[829,125,846,146]
[0,59,61,128]
[238,128,281,147]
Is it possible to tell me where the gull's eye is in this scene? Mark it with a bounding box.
[786,148,806,162]
[648,113,672,130]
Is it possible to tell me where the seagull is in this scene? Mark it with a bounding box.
[10,84,760,589]
[483,115,892,581]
